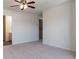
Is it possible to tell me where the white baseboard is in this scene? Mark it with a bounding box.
[12,40,39,45]
[43,42,75,52]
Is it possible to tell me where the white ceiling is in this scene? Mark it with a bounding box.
[3,0,72,15]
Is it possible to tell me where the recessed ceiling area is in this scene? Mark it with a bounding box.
[3,0,72,15]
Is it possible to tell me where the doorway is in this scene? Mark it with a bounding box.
[3,15,12,46]
[39,19,43,41]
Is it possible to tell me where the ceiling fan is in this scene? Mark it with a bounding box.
[10,0,35,10]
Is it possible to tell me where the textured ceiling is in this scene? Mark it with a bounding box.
[3,0,72,15]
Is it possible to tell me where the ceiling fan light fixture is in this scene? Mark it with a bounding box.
[20,4,24,9]
[17,0,21,2]
[24,4,27,9]
[20,4,27,10]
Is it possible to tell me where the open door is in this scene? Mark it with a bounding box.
[3,15,12,46]
[39,19,43,41]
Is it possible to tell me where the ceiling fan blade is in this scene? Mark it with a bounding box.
[27,1,35,4]
[14,0,25,3]
[10,5,19,7]
[28,5,35,9]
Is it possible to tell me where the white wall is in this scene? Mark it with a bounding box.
[43,1,76,51]
[3,9,39,45]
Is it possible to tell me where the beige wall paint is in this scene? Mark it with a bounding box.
[5,16,12,41]
[43,0,76,51]
[3,9,39,45]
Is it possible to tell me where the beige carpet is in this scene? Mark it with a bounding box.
[3,41,75,59]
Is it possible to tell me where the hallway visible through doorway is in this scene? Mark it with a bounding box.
[3,15,12,46]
